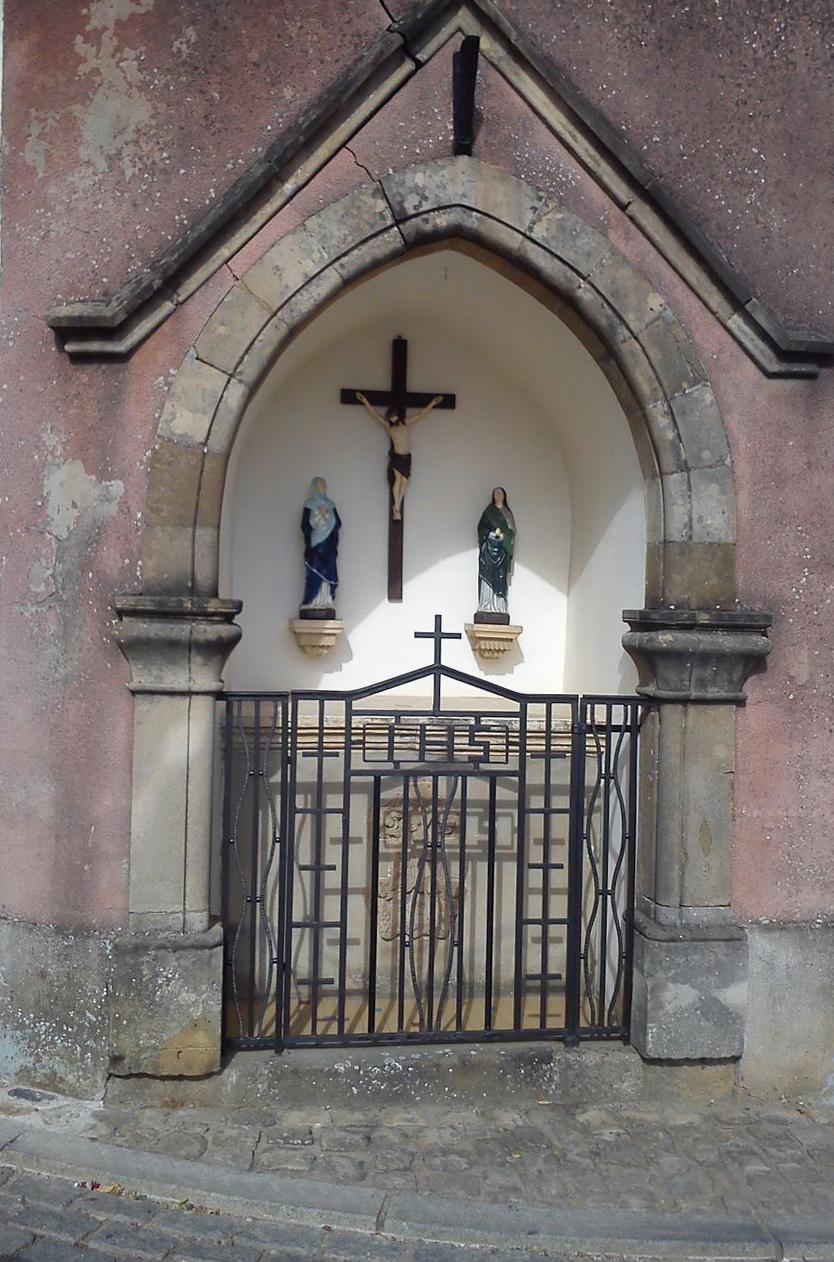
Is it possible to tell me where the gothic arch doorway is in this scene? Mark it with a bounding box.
[115,158,770,1069]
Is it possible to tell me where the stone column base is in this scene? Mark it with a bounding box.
[631,911,747,1061]
[110,924,224,1078]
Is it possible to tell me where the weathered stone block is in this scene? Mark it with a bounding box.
[661,541,737,608]
[660,470,693,543]
[400,207,525,261]
[204,378,249,458]
[332,225,405,285]
[196,452,226,529]
[612,337,667,410]
[631,913,747,1061]
[159,353,230,448]
[570,280,634,352]
[381,157,548,236]
[527,205,612,278]
[195,284,272,375]
[742,922,834,1100]
[639,309,708,399]
[141,524,196,596]
[233,314,292,394]
[669,384,730,470]
[145,442,204,528]
[301,181,394,261]
[588,253,666,336]
[243,221,331,310]
[193,525,221,596]
[0,917,112,1098]
[515,236,583,303]
[276,264,343,333]
[644,540,663,605]
[642,476,663,545]
[643,398,688,475]
[110,925,223,1078]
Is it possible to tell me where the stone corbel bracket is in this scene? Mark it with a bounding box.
[622,607,772,702]
[290,618,345,656]
[465,622,522,659]
[114,594,243,695]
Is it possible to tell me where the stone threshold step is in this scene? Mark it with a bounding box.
[106,1041,737,1112]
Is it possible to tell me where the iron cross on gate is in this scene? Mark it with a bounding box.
[415,614,462,712]
[341,336,455,601]
[414,613,462,665]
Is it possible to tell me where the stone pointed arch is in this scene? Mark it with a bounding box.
[114,158,772,1080]
[141,156,736,613]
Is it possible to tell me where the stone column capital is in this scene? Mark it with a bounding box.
[113,594,242,695]
[622,607,772,703]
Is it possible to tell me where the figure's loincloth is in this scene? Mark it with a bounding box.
[388,447,412,481]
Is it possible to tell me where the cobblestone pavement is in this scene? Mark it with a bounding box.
[0,1166,543,1261]
[70,1092,834,1223]
[2,1051,834,1257]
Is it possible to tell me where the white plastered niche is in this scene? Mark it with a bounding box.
[220,249,645,695]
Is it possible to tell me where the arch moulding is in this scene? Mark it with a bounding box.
[112,157,772,1077]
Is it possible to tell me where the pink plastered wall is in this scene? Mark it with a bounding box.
[1,3,832,929]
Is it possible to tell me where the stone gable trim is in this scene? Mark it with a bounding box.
[46,1,829,376]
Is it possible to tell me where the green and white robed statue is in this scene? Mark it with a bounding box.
[476,487,516,625]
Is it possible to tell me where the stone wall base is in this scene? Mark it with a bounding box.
[110,924,224,1079]
[3,914,834,1102]
[0,916,112,1098]
[741,921,834,1103]
[631,911,748,1060]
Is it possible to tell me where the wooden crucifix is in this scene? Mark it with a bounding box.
[341,336,455,601]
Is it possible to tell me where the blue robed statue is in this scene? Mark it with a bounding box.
[300,477,341,616]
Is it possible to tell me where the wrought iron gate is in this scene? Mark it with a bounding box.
[218,618,643,1050]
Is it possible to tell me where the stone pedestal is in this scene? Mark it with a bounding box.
[631,913,747,1060]
[623,607,771,1061]
[465,622,522,659]
[110,924,224,1077]
[113,595,241,1076]
[290,617,344,656]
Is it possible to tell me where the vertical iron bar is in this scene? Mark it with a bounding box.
[512,703,528,1030]
[367,774,382,1035]
[455,776,468,1032]
[540,703,553,1029]
[311,698,326,1038]
[247,700,261,1038]
[337,702,353,1036]
[598,704,613,1023]
[426,776,440,1029]
[220,698,234,1044]
[622,703,640,1035]
[282,697,299,1042]
[565,698,586,1044]
[397,773,409,1032]
[273,697,289,1048]
[484,775,497,1030]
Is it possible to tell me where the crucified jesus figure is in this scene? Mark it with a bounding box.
[356,391,444,520]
